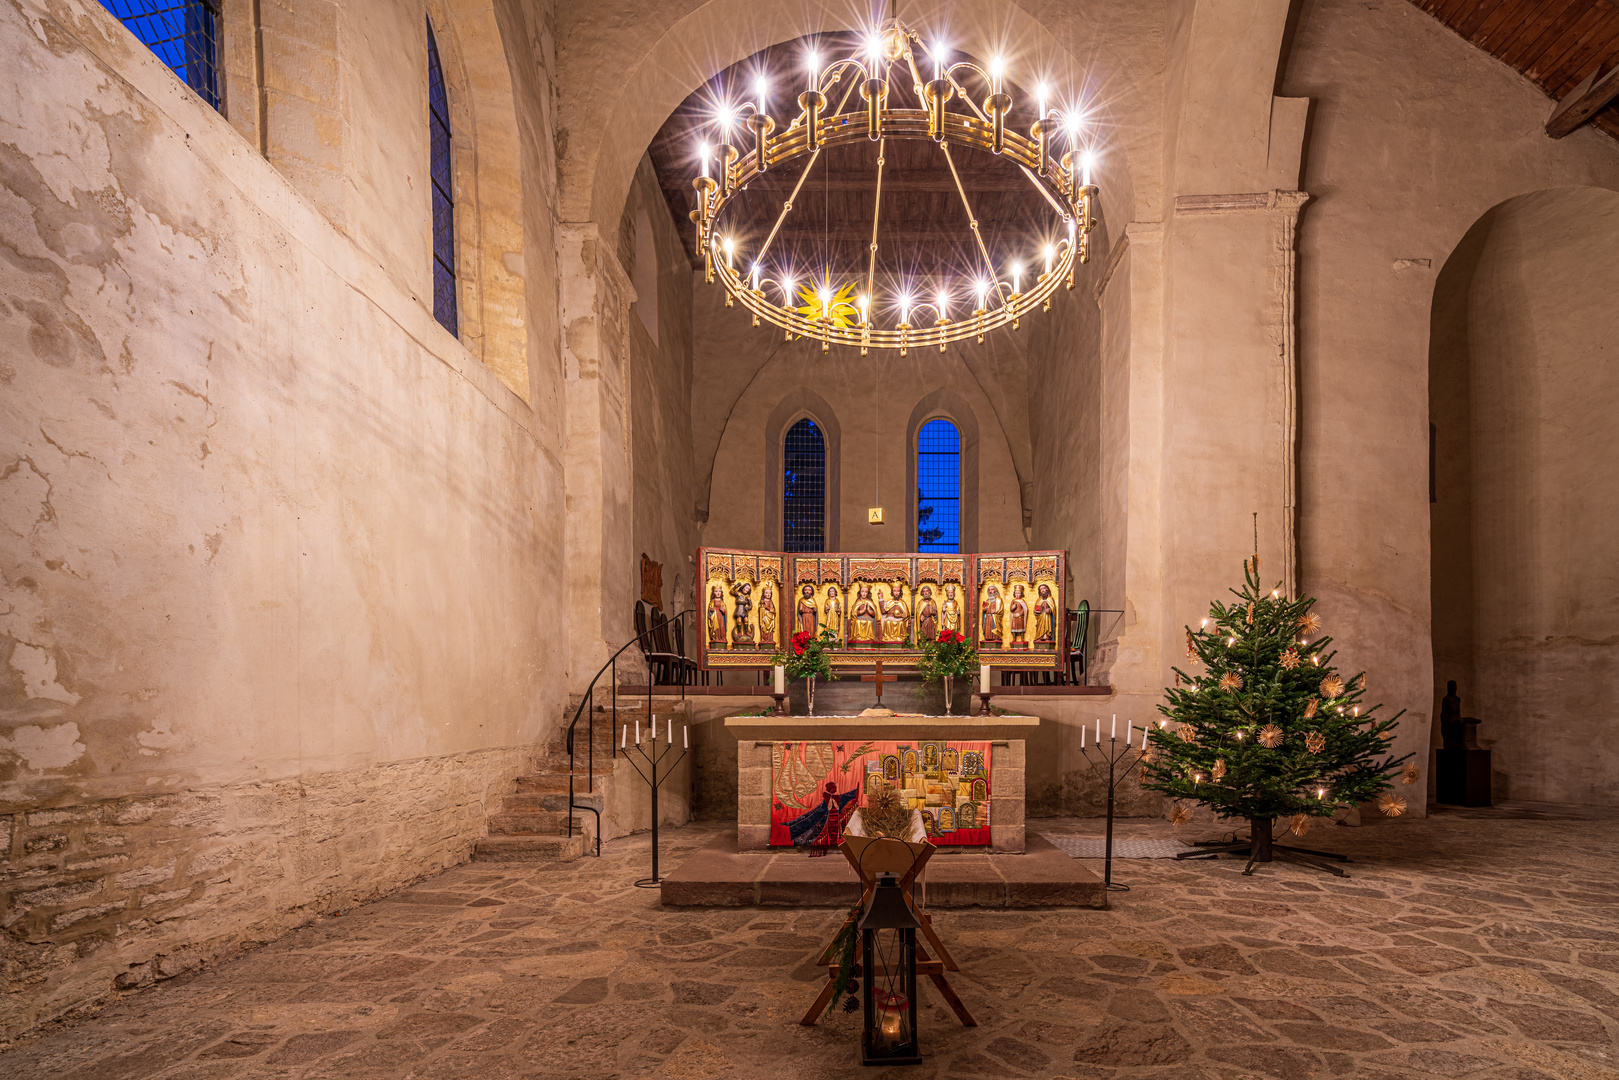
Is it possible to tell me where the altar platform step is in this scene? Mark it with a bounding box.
[660,829,1107,909]
[617,684,1113,697]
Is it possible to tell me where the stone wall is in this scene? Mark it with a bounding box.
[1429,187,1619,806]
[1,0,566,1040]
[0,748,526,1040]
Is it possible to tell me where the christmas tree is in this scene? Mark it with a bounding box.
[1142,556,1414,875]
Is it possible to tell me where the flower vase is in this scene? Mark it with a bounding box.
[807,676,816,716]
[943,677,954,716]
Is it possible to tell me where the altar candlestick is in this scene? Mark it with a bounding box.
[979,664,990,693]
[773,665,785,694]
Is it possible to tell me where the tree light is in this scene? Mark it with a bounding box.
[1317,787,1327,799]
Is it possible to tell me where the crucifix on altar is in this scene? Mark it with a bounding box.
[861,660,895,708]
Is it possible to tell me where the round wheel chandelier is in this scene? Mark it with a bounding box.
[690,13,1099,355]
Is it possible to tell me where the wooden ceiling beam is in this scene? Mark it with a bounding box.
[1546,59,1619,135]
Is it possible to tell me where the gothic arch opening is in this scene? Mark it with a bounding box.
[1429,185,1619,806]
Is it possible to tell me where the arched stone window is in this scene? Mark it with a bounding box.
[916,418,961,553]
[783,418,827,553]
[426,16,457,337]
[98,0,221,110]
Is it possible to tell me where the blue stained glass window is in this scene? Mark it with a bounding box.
[917,418,960,553]
[427,17,458,336]
[98,0,220,110]
[783,418,826,553]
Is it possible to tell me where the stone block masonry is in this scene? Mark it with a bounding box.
[0,747,526,1043]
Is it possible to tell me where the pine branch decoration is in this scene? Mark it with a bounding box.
[1143,557,1411,829]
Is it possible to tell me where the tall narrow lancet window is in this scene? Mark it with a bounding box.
[917,419,960,553]
[783,419,827,553]
[98,0,221,110]
[427,17,458,336]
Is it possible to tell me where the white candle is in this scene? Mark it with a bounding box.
[1037,85,1048,120]
[1081,725,1086,749]
[699,142,709,179]
[773,665,785,694]
[979,664,990,693]
[1095,718,1101,743]
[1012,264,1022,295]
[635,720,640,744]
[621,724,626,749]
[1125,721,1131,747]
[683,725,689,749]
[1112,715,1117,740]
[652,717,658,740]
[807,51,819,92]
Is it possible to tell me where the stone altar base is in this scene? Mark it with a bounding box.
[660,829,1106,909]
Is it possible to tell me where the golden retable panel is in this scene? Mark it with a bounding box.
[698,548,1068,669]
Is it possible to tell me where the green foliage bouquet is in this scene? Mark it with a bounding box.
[917,629,978,684]
[771,629,839,681]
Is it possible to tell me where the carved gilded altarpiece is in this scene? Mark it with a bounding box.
[697,548,1068,671]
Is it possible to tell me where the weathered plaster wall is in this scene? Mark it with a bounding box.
[1430,187,1619,806]
[622,158,700,617]
[1284,0,1619,811]
[0,0,566,1039]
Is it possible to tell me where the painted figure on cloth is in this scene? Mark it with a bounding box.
[916,584,939,641]
[981,583,1004,645]
[1033,582,1057,646]
[822,584,842,640]
[922,743,940,769]
[850,584,880,644]
[938,807,955,832]
[902,748,919,774]
[942,747,959,772]
[1008,583,1029,649]
[971,777,988,801]
[957,802,977,828]
[880,582,909,644]
[707,584,728,645]
[941,584,962,635]
[784,780,859,848]
[882,754,900,781]
[758,583,778,646]
[796,583,819,636]
[730,581,755,645]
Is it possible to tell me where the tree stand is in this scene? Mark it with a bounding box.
[1176,816,1352,877]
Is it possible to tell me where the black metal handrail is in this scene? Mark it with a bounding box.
[565,609,695,852]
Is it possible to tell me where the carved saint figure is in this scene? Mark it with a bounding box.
[980,583,1004,646]
[796,583,819,637]
[730,581,755,645]
[707,584,728,646]
[850,584,880,644]
[822,584,842,641]
[1033,582,1058,646]
[916,584,939,641]
[941,584,962,636]
[757,583,777,646]
[1008,583,1029,649]
[880,582,909,644]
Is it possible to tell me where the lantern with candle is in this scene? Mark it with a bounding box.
[859,872,922,1067]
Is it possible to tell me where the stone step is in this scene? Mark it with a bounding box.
[473,834,585,862]
[502,790,604,813]
[488,810,591,836]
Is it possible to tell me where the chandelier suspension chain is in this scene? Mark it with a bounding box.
[752,79,862,271]
[943,67,1072,220]
[865,137,886,310]
[936,141,1003,308]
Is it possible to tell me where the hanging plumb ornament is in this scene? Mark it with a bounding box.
[1304,697,1319,719]
[1186,629,1195,659]
[1289,813,1311,837]
[1320,674,1345,699]
[1377,792,1407,817]
[1401,762,1420,785]
[1219,672,1243,692]
[1169,804,1191,827]
[1304,730,1326,754]
[1246,602,1254,625]
[1211,759,1227,781]
[1357,673,1368,691]
[1258,724,1284,748]
[1279,647,1300,670]
[1298,613,1321,635]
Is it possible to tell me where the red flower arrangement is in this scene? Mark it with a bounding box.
[919,626,978,683]
[938,630,965,644]
[791,630,814,656]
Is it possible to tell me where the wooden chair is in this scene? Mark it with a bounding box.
[1066,599,1090,685]
[634,602,683,686]
[670,617,706,686]
[652,608,697,686]
[800,835,976,1028]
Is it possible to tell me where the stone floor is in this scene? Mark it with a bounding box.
[4,802,1618,1080]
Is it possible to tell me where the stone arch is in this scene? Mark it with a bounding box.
[905,387,981,553]
[762,389,842,551]
[1428,186,1619,807]
[424,0,529,400]
[558,0,1145,246]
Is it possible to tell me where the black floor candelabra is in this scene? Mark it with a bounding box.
[1077,721,1148,893]
[621,717,688,889]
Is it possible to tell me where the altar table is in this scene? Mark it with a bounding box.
[724,715,1038,853]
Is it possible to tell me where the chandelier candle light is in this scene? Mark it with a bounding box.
[690,12,1101,353]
